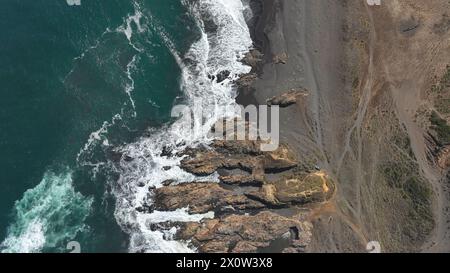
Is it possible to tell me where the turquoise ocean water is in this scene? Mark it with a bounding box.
[0,0,253,253]
[0,0,198,252]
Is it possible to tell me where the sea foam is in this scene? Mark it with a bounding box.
[112,0,253,253]
[0,170,93,253]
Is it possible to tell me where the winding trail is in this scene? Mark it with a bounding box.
[335,4,377,222]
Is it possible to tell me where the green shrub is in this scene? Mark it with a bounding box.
[430,111,450,145]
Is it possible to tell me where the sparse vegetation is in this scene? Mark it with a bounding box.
[431,65,450,116]
[392,131,414,158]
[381,159,434,244]
[430,111,450,145]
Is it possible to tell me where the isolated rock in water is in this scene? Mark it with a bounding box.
[247,171,335,206]
[216,70,231,83]
[153,182,266,214]
[273,52,288,64]
[267,88,309,107]
[177,211,313,253]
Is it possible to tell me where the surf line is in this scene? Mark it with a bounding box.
[176,257,211,271]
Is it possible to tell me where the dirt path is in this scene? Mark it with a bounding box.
[335,4,377,222]
[367,2,450,252]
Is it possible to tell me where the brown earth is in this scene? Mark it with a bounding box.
[246,0,450,252]
[145,0,450,253]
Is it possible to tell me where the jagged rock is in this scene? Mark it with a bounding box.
[267,88,309,107]
[219,174,265,186]
[177,211,313,253]
[212,139,263,155]
[136,203,154,213]
[180,142,297,176]
[216,70,230,83]
[262,144,298,173]
[273,52,288,64]
[153,182,265,215]
[180,150,225,176]
[236,73,257,88]
[246,171,335,206]
[162,179,175,186]
[149,221,176,232]
[161,145,173,157]
[246,184,283,207]
[242,49,264,68]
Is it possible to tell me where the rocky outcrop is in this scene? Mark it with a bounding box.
[246,171,335,207]
[267,88,309,107]
[180,142,298,176]
[236,73,257,88]
[273,52,288,64]
[147,95,338,253]
[176,211,313,253]
[154,182,265,215]
[242,49,264,69]
[219,174,264,186]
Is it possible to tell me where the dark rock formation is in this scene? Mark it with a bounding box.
[176,211,312,253]
[180,142,298,176]
[242,49,264,69]
[267,88,309,107]
[216,70,231,83]
[153,182,265,215]
[219,174,264,186]
[273,52,288,64]
[236,73,258,88]
[246,171,335,207]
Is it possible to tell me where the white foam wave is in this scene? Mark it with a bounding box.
[1,220,46,253]
[112,0,253,253]
[0,170,93,253]
[76,3,151,168]
[116,2,145,52]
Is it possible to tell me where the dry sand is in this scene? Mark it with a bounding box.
[241,0,450,252]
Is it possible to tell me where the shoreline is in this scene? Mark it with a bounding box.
[237,0,362,252]
[149,0,449,253]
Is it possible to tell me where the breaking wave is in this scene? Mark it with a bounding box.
[0,169,93,253]
[112,0,253,252]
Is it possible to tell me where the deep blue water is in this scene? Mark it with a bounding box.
[0,0,198,252]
